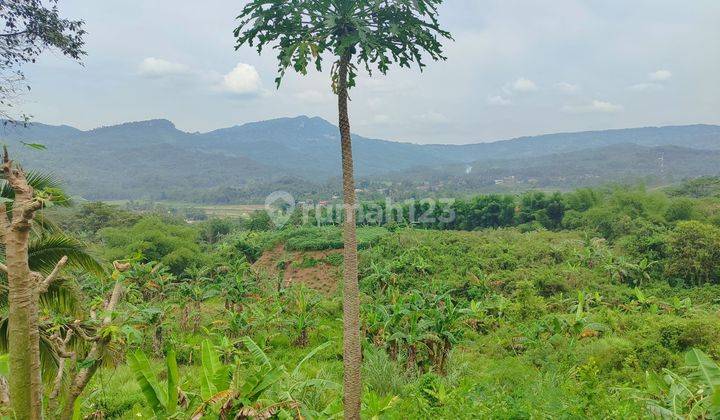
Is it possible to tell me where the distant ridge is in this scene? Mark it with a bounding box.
[0,117,718,202]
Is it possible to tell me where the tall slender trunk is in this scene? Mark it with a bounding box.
[337,55,362,420]
[5,181,44,419]
[2,152,71,419]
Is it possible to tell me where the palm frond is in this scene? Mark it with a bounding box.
[28,234,104,276]
[40,278,84,318]
[31,212,65,236]
[0,170,72,207]
[0,317,60,381]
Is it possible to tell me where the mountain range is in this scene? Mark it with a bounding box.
[1,116,719,203]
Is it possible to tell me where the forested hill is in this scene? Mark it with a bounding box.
[0,116,718,202]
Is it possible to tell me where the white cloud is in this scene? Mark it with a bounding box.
[562,100,624,114]
[138,57,189,77]
[628,82,663,92]
[556,82,580,94]
[649,69,672,81]
[512,77,538,92]
[628,69,672,93]
[294,90,330,104]
[221,63,262,95]
[413,111,450,124]
[372,114,392,124]
[487,95,512,106]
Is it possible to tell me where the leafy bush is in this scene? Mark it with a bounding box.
[665,221,720,285]
[99,215,206,274]
[664,198,697,222]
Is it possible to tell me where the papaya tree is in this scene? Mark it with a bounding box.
[0,149,101,418]
[233,2,451,417]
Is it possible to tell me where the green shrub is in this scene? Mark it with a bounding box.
[658,317,720,353]
[99,215,204,275]
[294,256,321,268]
[325,253,344,266]
[581,337,635,371]
[664,198,697,222]
[665,221,720,285]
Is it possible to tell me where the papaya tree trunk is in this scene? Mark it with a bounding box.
[6,231,42,419]
[2,153,45,420]
[0,150,74,419]
[337,54,362,420]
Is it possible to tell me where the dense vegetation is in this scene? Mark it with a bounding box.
[2,180,720,417]
[1,2,718,419]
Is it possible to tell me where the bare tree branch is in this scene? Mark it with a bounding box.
[61,280,124,419]
[37,255,68,293]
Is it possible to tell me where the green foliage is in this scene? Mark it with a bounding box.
[32,183,720,419]
[234,0,452,88]
[667,176,720,198]
[643,349,720,418]
[665,221,720,285]
[200,218,234,244]
[284,227,343,251]
[664,197,697,222]
[28,233,103,275]
[241,210,274,231]
[200,339,231,400]
[56,201,140,238]
[99,215,205,275]
[258,226,387,252]
[127,349,181,417]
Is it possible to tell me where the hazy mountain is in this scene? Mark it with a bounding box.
[425,124,720,162]
[0,116,718,202]
[384,144,720,191]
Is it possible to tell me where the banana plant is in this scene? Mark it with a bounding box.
[192,337,334,419]
[362,390,400,419]
[642,348,720,418]
[424,296,465,373]
[460,300,487,332]
[199,339,231,401]
[128,349,183,418]
[287,286,321,347]
[685,348,720,416]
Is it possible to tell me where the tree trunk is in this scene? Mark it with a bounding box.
[60,361,101,420]
[4,163,44,419]
[60,280,123,420]
[337,55,362,420]
[0,376,10,406]
[153,324,164,356]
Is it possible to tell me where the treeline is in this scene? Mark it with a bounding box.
[292,185,715,234]
[55,182,720,285]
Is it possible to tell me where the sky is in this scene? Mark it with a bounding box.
[17,0,720,145]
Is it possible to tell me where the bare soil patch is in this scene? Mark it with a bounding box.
[252,244,342,294]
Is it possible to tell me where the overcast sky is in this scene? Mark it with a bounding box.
[17,0,720,144]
